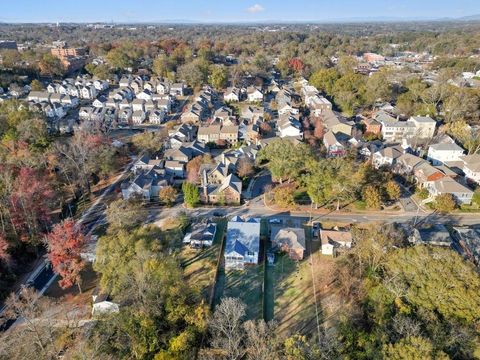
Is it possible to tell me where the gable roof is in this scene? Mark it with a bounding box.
[410,115,436,124]
[320,229,352,246]
[376,146,403,160]
[397,153,426,169]
[429,142,464,152]
[225,217,261,257]
[374,110,397,124]
[272,227,306,252]
[460,154,480,172]
[324,129,351,146]
[432,177,473,194]
[413,224,452,245]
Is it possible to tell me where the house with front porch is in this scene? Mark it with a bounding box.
[426,177,473,205]
[224,217,261,270]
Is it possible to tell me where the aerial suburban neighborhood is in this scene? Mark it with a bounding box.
[0,1,480,359]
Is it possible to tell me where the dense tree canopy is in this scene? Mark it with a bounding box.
[257,139,314,183]
[93,225,207,359]
[337,234,480,359]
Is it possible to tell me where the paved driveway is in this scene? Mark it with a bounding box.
[251,172,272,198]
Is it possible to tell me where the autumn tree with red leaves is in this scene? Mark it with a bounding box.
[259,122,272,135]
[186,155,213,183]
[9,167,54,245]
[0,234,10,265]
[313,120,325,139]
[46,219,88,292]
[288,57,305,74]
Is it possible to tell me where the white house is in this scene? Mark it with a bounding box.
[93,79,109,91]
[278,115,303,139]
[427,142,464,165]
[132,110,146,124]
[409,116,437,139]
[136,89,153,101]
[277,102,299,115]
[426,177,474,205]
[320,229,352,256]
[247,86,264,102]
[459,154,480,184]
[46,83,56,93]
[118,108,132,123]
[27,91,50,103]
[156,82,170,95]
[183,221,217,248]
[92,98,106,108]
[80,86,97,100]
[381,119,416,143]
[224,87,241,102]
[373,146,404,169]
[67,85,80,97]
[132,99,145,112]
[380,115,436,143]
[165,160,185,178]
[307,95,332,116]
[149,110,165,124]
[58,84,69,95]
[224,216,261,270]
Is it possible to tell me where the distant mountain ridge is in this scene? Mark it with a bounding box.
[1,13,480,25]
[459,14,480,21]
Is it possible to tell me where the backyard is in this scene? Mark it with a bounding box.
[264,221,340,339]
[212,219,267,320]
[178,218,227,302]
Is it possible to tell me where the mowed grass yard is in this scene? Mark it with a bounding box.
[267,225,338,339]
[213,219,267,320]
[178,218,227,302]
[222,264,264,320]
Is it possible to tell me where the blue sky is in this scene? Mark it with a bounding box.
[1,0,479,23]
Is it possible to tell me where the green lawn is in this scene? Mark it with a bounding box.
[179,218,226,301]
[223,265,264,320]
[265,224,332,338]
[213,219,266,320]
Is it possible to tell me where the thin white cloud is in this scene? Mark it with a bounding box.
[246,4,265,14]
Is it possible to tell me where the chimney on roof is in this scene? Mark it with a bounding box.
[202,169,209,204]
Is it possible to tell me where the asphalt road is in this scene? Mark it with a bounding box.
[250,172,272,198]
[149,198,480,227]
